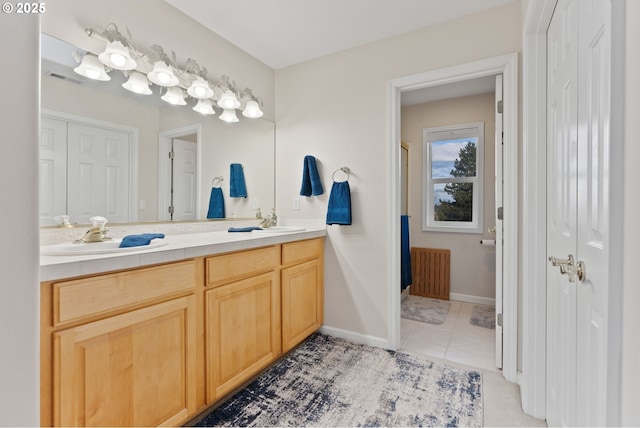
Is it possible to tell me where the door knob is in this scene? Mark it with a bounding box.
[548,254,586,282]
[488,226,496,234]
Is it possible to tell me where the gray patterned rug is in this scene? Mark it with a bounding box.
[401,295,452,325]
[470,305,496,330]
[193,333,482,427]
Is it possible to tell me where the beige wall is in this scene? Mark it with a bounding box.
[275,2,522,341]
[401,93,496,300]
[0,14,40,426]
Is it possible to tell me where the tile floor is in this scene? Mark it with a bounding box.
[399,298,547,427]
[400,300,498,371]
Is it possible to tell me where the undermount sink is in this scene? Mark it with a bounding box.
[252,226,306,233]
[41,239,168,256]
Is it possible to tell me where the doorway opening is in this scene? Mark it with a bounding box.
[398,77,499,372]
[387,53,519,383]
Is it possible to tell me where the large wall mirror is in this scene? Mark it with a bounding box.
[39,33,275,227]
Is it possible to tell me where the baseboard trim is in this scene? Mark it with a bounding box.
[319,326,390,350]
[450,293,496,306]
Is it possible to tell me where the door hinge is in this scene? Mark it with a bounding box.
[497,313,503,327]
[168,150,175,160]
[497,207,503,220]
[497,100,504,114]
[168,205,174,214]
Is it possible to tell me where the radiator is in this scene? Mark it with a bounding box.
[409,247,450,300]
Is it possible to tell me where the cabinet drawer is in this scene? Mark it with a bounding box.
[206,246,279,287]
[53,260,196,326]
[282,238,323,266]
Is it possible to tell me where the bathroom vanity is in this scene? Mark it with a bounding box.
[39,229,325,427]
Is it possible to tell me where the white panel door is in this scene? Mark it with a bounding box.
[39,117,67,226]
[171,138,197,221]
[494,74,503,370]
[575,0,610,424]
[546,1,611,426]
[67,123,131,224]
[546,2,579,425]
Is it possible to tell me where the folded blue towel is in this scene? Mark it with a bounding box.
[326,181,352,225]
[401,215,412,290]
[119,233,165,248]
[300,155,324,196]
[207,187,225,219]
[228,226,263,232]
[230,163,247,198]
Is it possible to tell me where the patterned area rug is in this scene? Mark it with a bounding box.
[470,305,496,330]
[193,333,482,427]
[401,295,451,325]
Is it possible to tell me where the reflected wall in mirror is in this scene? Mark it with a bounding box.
[39,34,275,226]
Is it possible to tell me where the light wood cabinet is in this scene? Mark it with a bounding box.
[205,271,281,402]
[204,246,281,404]
[41,237,324,426]
[281,238,324,352]
[41,260,198,427]
[53,296,196,427]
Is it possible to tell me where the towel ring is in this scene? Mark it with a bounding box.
[211,176,224,188]
[332,167,351,182]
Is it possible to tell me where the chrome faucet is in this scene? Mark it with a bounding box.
[259,208,277,228]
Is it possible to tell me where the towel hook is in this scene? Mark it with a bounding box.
[332,167,351,182]
[211,176,224,188]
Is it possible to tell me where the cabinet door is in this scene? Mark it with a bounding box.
[205,272,281,403]
[282,259,323,352]
[53,296,196,427]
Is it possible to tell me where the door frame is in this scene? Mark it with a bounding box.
[387,53,519,383]
[158,124,202,221]
[521,0,625,422]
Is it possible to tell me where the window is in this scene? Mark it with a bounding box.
[422,122,484,233]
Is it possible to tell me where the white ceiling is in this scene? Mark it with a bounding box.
[164,0,517,70]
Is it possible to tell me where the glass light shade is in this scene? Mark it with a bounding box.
[73,54,111,81]
[242,100,264,118]
[161,87,187,105]
[98,41,137,71]
[122,71,152,95]
[216,89,241,109]
[193,99,215,115]
[147,61,179,87]
[187,77,214,99]
[219,108,239,123]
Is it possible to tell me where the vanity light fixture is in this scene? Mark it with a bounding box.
[147,61,179,87]
[73,54,111,81]
[219,108,239,123]
[242,100,264,118]
[122,71,152,95]
[217,89,241,110]
[80,23,264,122]
[161,87,187,105]
[193,99,216,115]
[98,41,137,70]
[187,76,214,99]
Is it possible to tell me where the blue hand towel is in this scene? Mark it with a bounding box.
[207,187,225,219]
[401,215,413,290]
[326,181,352,225]
[300,155,324,196]
[230,163,247,198]
[228,226,263,232]
[119,233,165,248]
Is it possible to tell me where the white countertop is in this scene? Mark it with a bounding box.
[40,228,326,282]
